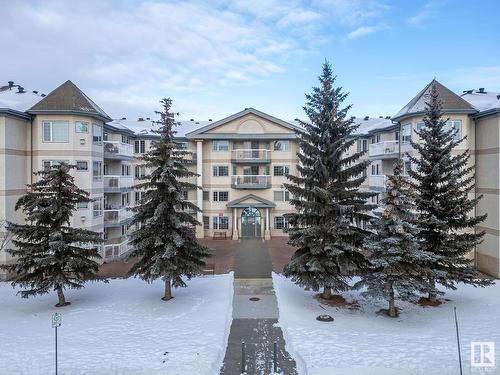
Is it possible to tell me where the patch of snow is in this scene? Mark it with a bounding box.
[462,91,500,112]
[273,273,500,375]
[0,87,44,112]
[0,273,233,375]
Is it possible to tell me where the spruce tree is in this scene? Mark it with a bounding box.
[1,163,102,307]
[283,61,374,299]
[127,98,210,301]
[362,161,431,317]
[408,82,491,302]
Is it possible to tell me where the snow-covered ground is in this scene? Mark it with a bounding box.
[273,273,500,375]
[0,274,233,375]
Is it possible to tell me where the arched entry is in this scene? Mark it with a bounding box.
[241,207,261,238]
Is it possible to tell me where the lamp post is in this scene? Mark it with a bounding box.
[52,313,62,375]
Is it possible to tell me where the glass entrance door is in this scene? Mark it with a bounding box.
[241,207,261,238]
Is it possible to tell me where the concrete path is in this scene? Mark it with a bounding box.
[221,240,298,375]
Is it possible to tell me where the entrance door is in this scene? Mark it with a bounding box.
[241,207,261,238]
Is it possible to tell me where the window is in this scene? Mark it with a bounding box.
[395,131,399,141]
[93,161,102,180]
[371,194,379,205]
[42,160,67,170]
[213,140,229,151]
[93,197,103,217]
[134,140,146,154]
[121,164,131,176]
[416,121,426,132]
[273,165,290,176]
[273,140,289,151]
[121,135,129,144]
[403,161,411,176]
[213,191,229,202]
[177,142,188,150]
[371,165,375,175]
[121,225,127,236]
[203,191,209,201]
[376,134,381,143]
[213,216,229,230]
[445,120,462,141]
[213,166,229,176]
[76,161,89,171]
[92,124,102,144]
[42,121,69,142]
[203,216,209,230]
[135,191,145,204]
[357,139,368,152]
[75,121,89,133]
[182,190,189,200]
[135,165,146,178]
[274,190,290,202]
[401,124,411,144]
[274,216,289,230]
[103,131,108,141]
[121,193,130,206]
[77,201,89,209]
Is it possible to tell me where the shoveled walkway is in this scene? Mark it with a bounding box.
[221,239,297,375]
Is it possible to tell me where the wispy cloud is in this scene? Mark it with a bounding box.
[408,0,447,27]
[347,24,387,39]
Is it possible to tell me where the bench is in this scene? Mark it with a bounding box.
[213,231,227,240]
[202,263,216,276]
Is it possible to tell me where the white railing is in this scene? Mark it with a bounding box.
[103,239,132,259]
[103,141,134,158]
[369,175,388,189]
[231,175,271,188]
[231,149,270,162]
[368,141,399,158]
[183,200,198,213]
[103,175,134,190]
[104,208,133,224]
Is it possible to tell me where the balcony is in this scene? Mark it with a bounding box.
[104,208,133,227]
[104,141,134,160]
[231,175,271,189]
[369,175,388,192]
[182,200,199,214]
[103,238,132,260]
[231,149,271,164]
[103,175,134,192]
[181,152,197,165]
[368,141,399,159]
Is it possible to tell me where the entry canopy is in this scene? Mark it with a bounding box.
[226,194,276,208]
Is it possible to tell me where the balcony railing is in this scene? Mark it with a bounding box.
[103,175,134,192]
[103,239,132,260]
[180,152,197,164]
[231,175,271,189]
[182,200,198,214]
[231,149,271,163]
[368,175,388,192]
[104,208,133,226]
[368,141,399,159]
[103,141,134,159]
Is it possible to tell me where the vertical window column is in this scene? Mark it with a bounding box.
[196,140,204,238]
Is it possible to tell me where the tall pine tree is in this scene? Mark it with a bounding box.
[1,163,102,307]
[408,82,491,302]
[127,98,210,301]
[283,61,374,299]
[362,161,431,317]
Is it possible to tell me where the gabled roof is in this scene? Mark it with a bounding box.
[226,193,276,208]
[393,79,476,122]
[29,80,111,122]
[185,107,301,139]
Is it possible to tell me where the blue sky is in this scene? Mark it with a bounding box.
[1,0,499,121]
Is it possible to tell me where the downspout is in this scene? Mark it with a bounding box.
[398,121,402,159]
[473,116,478,269]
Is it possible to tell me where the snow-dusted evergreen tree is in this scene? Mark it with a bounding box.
[127,98,210,301]
[283,61,374,299]
[1,163,102,307]
[408,82,491,302]
[362,161,430,317]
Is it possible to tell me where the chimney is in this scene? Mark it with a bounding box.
[364,116,369,121]
[478,88,485,93]
[8,81,14,88]
[138,117,144,121]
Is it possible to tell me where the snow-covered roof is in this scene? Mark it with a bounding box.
[353,117,394,135]
[461,90,500,112]
[107,118,210,137]
[0,84,45,113]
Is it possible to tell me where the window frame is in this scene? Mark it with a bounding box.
[213,216,229,230]
[273,140,289,151]
[75,121,89,134]
[212,140,229,152]
[92,124,103,145]
[213,165,229,177]
[76,160,89,171]
[273,165,290,177]
[42,121,69,143]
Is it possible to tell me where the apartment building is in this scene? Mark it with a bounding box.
[1,79,499,278]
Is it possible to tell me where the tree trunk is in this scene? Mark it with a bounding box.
[388,286,397,317]
[162,278,173,301]
[55,286,70,307]
[427,278,437,302]
[321,286,332,300]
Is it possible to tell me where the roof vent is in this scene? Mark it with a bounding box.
[32,90,38,94]
[379,116,383,118]
[385,116,391,119]
[41,93,46,97]
[364,116,369,121]
[121,117,126,120]
[463,90,473,94]
[190,118,194,121]
[497,95,500,100]
[138,117,144,121]
[8,81,14,88]
[195,122,199,124]
[208,119,212,122]
[17,86,25,93]
[478,88,485,93]
[146,117,150,120]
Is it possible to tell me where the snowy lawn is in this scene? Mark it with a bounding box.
[0,273,233,375]
[273,273,500,375]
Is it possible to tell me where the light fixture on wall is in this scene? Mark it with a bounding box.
[80,139,85,145]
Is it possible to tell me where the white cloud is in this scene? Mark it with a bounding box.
[346,24,386,39]
[408,0,447,27]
